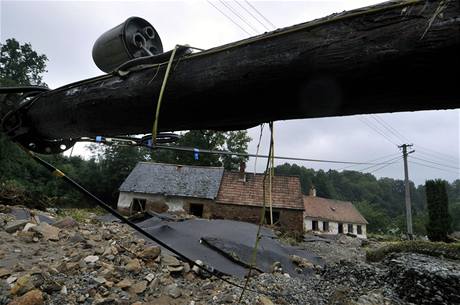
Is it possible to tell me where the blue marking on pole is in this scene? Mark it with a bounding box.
[95,136,103,143]
[194,148,199,160]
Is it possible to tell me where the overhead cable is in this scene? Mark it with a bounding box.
[207,0,252,35]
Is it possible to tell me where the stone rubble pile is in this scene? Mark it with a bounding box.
[0,206,459,305]
[385,253,460,305]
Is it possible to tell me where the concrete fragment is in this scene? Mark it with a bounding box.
[5,220,29,233]
[83,255,99,264]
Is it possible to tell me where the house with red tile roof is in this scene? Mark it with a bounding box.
[303,187,368,238]
[117,162,305,232]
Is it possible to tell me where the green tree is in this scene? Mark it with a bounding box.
[425,179,452,241]
[0,38,48,86]
[1,38,49,185]
[152,130,250,170]
[354,201,391,233]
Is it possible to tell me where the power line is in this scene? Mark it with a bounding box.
[416,145,459,163]
[79,136,397,166]
[411,155,460,170]
[356,155,402,172]
[233,0,272,31]
[338,152,400,171]
[368,157,402,174]
[219,0,259,34]
[369,114,408,144]
[358,117,399,146]
[244,0,276,29]
[207,0,252,35]
[408,160,460,175]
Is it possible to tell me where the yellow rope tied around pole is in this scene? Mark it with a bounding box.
[269,124,274,225]
[238,121,274,304]
[151,45,179,145]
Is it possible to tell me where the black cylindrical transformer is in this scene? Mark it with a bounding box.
[92,17,163,73]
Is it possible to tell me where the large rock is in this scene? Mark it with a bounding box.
[115,278,133,289]
[10,275,31,295]
[125,259,141,273]
[7,289,43,305]
[5,220,29,233]
[164,284,181,299]
[138,246,161,260]
[52,217,77,229]
[129,281,147,294]
[161,255,180,267]
[31,223,60,241]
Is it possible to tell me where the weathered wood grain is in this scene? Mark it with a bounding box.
[25,0,460,140]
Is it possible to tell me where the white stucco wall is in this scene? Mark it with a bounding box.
[304,217,367,238]
[117,191,186,214]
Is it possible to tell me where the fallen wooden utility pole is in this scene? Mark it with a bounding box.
[4,0,460,149]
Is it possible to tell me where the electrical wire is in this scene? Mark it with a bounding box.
[416,146,459,163]
[368,114,406,144]
[410,155,460,170]
[207,0,252,35]
[20,146,300,299]
[244,0,276,29]
[337,152,401,171]
[358,117,399,146]
[233,0,272,31]
[219,0,260,34]
[78,136,395,166]
[408,159,460,175]
[367,157,402,174]
[355,155,402,172]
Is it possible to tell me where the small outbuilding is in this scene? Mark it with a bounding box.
[303,189,368,238]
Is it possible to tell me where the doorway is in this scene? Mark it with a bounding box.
[189,203,204,217]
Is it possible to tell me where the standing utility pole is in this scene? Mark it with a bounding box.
[399,144,415,239]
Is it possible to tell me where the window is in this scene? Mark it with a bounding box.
[189,203,204,217]
[357,225,362,235]
[338,223,343,233]
[265,211,280,225]
[323,221,329,232]
[312,220,319,231]
[348,224,354,233]
[132,198,146,213]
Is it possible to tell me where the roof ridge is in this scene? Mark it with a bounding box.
[136,161,224,170]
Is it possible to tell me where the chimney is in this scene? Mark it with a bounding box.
[239,161,246,173]
[239,161,247,182]
[309,186,316,197]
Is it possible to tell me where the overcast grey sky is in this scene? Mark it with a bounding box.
[1,0,459,185]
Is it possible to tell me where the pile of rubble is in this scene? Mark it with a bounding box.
[385,253,460,305]
[0,205,459,305]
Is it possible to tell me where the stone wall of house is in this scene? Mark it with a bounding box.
[304,217,367,238]
[117,192,213,216]
[212,203,304,232]
[118,192,303,232]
